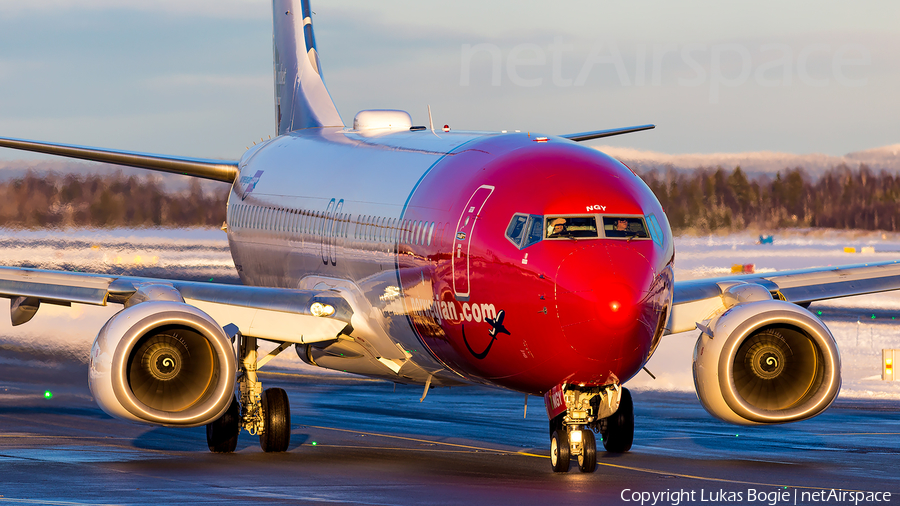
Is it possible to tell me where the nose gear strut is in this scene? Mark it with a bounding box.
[547,384,634,473]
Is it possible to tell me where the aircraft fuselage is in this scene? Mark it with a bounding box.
[226,127,674,395]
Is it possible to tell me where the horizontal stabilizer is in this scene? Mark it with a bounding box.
[561,124,655,142]
[0,135,239,183]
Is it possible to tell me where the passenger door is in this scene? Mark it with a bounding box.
[452,185,494,300]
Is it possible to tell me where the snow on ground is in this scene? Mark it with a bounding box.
[0,227,898,396]
[629,229,900,399]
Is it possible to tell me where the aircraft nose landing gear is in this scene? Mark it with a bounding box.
[547,384,633,473]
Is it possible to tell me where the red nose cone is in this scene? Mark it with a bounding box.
[555,243,655,382]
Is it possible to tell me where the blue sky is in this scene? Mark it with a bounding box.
[0,0,897,162]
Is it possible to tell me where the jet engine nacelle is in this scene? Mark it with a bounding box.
[89,301,236,427]
[693,299,841,425]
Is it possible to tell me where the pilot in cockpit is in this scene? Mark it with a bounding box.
[548,218,567,238]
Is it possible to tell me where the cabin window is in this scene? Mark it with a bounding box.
[427,222,435,246]
[602,216,650,239]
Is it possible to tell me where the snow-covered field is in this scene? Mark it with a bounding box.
[0,227,235,281]
[629,229,900,399]
[1,227,898,398]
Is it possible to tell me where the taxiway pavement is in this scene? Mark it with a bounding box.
[0,350,897,505]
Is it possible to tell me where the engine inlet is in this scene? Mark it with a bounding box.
[128,326,216,413]
[732,327,823,411]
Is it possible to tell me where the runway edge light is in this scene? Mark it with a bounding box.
[883,349,897,381]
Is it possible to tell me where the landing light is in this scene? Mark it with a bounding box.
[884,350,896,381]
[570,430,583,443]
[310,302,335,317]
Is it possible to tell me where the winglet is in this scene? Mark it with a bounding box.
[273,0,344,134]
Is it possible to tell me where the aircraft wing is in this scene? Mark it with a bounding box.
[0,265,351,344]
[669,259,900,334]
[0,136,239,183]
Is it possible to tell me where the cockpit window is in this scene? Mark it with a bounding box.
[506,213,544,249]
[646,214,664,247]
[545,216,599,239]
[507,213,651,248]
[505,214,528,246]
[602,216,649,239]
[524,216,543,247]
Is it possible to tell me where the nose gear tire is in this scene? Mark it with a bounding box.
[550,429,570,473]
[578,430,597,473]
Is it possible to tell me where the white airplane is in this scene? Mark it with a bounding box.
[1,0,899,473]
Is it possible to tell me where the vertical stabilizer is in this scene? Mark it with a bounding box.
[273,0,344,134]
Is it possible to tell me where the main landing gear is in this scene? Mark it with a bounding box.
[549,385,634,473]
[206,333,292,453]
